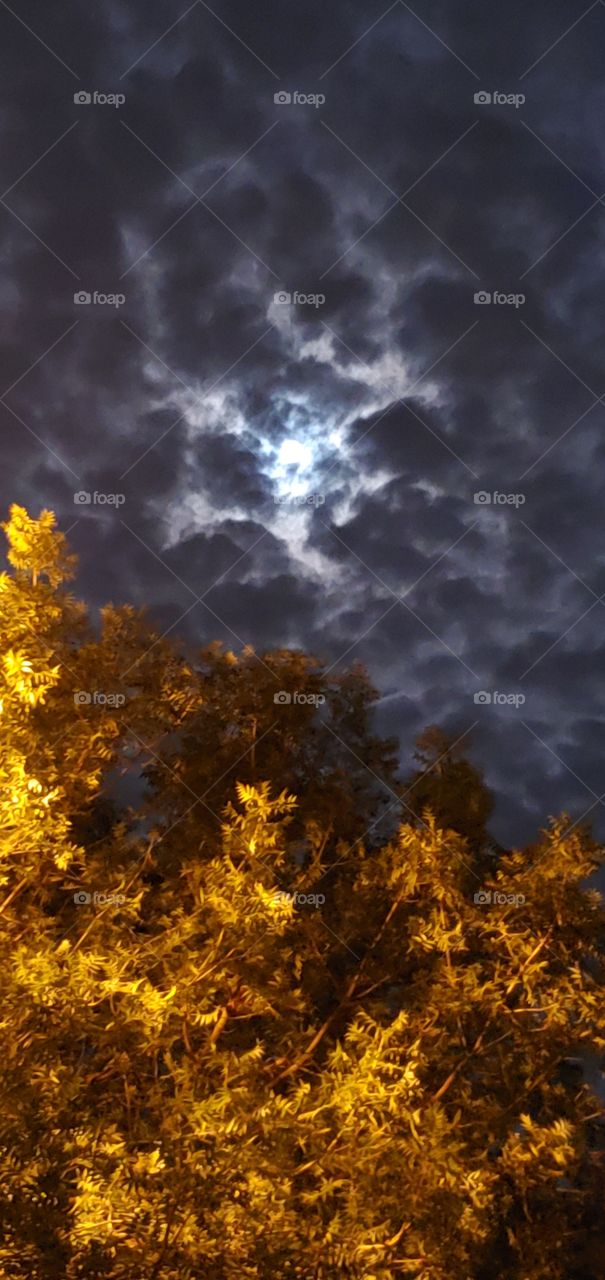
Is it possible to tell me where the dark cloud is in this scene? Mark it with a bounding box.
[2,0,605,844]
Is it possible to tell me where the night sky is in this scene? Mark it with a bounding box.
[1,0,604,845]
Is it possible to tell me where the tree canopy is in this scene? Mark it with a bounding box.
[1,505,604,1280]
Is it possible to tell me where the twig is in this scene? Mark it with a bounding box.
[0,875,29,916]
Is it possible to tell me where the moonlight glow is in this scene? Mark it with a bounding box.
[277,438,315,470]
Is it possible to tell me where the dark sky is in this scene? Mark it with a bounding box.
[1,0,604,845]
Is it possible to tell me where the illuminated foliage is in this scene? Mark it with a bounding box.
[0,509,604,1279]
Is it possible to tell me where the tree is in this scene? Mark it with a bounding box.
[0,509,604,1280]
[403,725,496,854]
[143,644,400,873]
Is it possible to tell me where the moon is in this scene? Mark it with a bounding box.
[277,438,314,470]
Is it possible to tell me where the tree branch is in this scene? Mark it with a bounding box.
[0,875,29,916]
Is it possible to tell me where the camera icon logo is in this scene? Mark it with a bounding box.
[274,91,292,105]
[474,690,492,705]
[474,91,492,105]
[473,890,492,904]
[73,491,91,504]
[74,691,92,705]
[74,291,91,304]
[74,91,92,105]
[474,290,492,304]
[274,690,292,704]
[474,491,491,504]
[274,290,292,304]
[73,891,92,904]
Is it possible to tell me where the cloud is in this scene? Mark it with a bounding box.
[1,0,605,843]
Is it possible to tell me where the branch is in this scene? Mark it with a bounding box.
[0,875,29,916]
[272,883,410,1083]
[208,1006,229,1046]
[149,1196,179,1280]
[71,846,154,955]
[431,929,556,1103]
[432,1029,512,1102]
